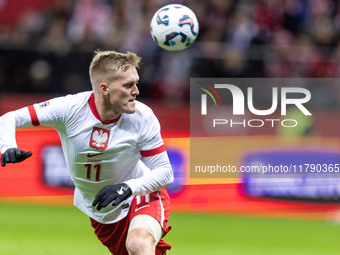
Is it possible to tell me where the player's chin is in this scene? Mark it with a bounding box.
[125,101,136,113]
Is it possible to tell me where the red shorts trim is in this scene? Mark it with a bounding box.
[90,188,172,255]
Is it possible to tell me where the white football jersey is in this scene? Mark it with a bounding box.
[0,91,173,223]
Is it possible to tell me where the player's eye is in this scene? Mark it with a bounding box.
[126,82,138,88]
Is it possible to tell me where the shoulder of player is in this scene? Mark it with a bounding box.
[49,91,92,109]
[134,101,155,118]
[123,101,157,126]
[64,91,92,104]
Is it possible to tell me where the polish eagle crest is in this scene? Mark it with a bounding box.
[89,127,110,150]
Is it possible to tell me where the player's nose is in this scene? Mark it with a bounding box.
[132,84,139,96]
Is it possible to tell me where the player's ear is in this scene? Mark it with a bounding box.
[99,83,109,95]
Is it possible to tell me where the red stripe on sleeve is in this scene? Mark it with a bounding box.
[27,105,40,126]
[140,144,166,157]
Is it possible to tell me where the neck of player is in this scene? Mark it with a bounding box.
[94,94,120,121]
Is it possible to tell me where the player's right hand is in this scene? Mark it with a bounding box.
[92,183,132,210]
[1,148,32,167]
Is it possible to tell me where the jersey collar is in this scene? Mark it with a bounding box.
[88,93,121,124]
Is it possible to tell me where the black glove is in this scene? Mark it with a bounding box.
[1,148,32,167]
[92,183,132,210]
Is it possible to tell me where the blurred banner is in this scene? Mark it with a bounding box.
[1,127,340,220]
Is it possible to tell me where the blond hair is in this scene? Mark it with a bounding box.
[89,50,141,89]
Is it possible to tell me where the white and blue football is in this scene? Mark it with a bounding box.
[150,4,199,51]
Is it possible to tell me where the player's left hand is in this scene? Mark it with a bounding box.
[92,183,132,210]
[1,148,32,167]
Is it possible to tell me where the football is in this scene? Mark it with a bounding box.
[150,4,199,51]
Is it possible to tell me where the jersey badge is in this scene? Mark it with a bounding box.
[151,133,161,143]
[89,127,110,150]
[39,101,50,109]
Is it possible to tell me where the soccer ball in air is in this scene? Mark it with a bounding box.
[150,4,199,51]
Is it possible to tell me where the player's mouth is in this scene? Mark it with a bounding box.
[128,99,136,107]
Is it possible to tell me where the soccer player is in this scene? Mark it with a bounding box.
[0,50,174,255]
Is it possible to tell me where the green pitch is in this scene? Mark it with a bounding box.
[1,202,340,255]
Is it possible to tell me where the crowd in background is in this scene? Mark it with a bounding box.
[0,0,340,108]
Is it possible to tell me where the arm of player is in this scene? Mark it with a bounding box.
[0,108,34,166]
[124,151,174,195]
[1,94,79,166]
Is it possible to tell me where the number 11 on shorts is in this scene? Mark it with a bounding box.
[136,194,151,205]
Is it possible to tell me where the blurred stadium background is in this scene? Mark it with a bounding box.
[1,0,340,254]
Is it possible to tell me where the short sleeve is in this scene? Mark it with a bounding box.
[137,105,165,156]
[29,94,81,132]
